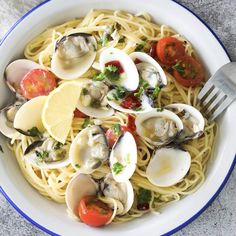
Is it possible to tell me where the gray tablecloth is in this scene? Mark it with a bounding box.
[0,0,235,235]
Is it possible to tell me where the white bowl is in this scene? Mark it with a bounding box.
[0,0,235,235]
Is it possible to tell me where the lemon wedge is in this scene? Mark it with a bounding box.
[42,81,82,143]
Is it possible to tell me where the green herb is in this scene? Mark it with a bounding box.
[133,107,143,111]
[118,37,125,43]
[112,92,119,101]
[135,38,147,52]
[82,88,89,95]
[112,124,121,135]
[112,162,125,175]
[134,79,149,98]
[111,87,127,101]
[35,150,49,162]
[0,145,3,153]
[99,36,109,46]
[92,72,105,81]
[92,44,97,52]
[125,153,131,164]
[151,85,161,99]
[137,188,152,204]
[75,164,81,168]
[173,63,185,76]
[27,127,42,138]
[104,64,120,81]
[156,107,164,112]
[54,142,64,150]
[82,117,91,129]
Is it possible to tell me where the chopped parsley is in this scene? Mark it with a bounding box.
[109,86,127,101]
[137,188,152,204]
[173,63,185,76]
[54,142,64,150]
[92,64,120,82]
[135,38,147,52]
[134,79,149,98]
[75,164,81,168]
[151,85,161,99]
[27,127,42,138]
[98,36,109,46]
[0,145,3,153]
[104,64,120,81]
[156,107,164,112]
[133,107,143,111]
[112,162,125,175]
[82,117,91,129]
[35,150,49,162]
[112,124,121,135]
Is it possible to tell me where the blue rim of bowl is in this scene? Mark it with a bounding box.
[0,0,234,235]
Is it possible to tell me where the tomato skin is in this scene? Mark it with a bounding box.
[73,108,87,118]
[156,37,185,65]
[105,122,137,148]
[78,196,112,227]
[172,55,205,87]
[20,68,56,99]
[105,60,124,73]
[149,43,157,59]
[120,94,142,109]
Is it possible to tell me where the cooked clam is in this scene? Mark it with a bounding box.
[24,137,70,168]
[0,100,23,139]
[101,173,134,215]
[76,80,114,118]
[166,103,205,141]
[70,125,109,174]
[65,173,98,216]
[129,52,167,88]
[135,109,183,146]
[5,59,42,95]
[51,33,97,80]
[110,131,137,182]
[99,48,139,91]
[146,147,191,187]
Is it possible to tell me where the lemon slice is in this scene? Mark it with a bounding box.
[42,81,82,143]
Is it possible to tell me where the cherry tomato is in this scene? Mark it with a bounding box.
[106,124,137,148]
[120,94,142,109]
[172,55,205,87]
[105,60,124,73]
[134,58,142,64]
[73,108,87,118]
[20,68,56,99]
[156,37,185,65]
[127,115,136,132]
[78,196,112,227]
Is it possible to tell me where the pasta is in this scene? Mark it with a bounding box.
[7,9,216,224]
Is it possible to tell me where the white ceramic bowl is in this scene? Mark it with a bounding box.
[0,0,235,235]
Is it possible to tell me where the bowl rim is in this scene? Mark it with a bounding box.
[0,0,235,235]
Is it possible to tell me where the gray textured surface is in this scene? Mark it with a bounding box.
[0,0,236,235]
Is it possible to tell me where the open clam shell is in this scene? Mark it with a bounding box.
[51,33,97,80]
[110,131,137,182]
[129,52,167,88]
[146,147,191,187]
[135,109,183,146]
[99,48,139,91]
[165,103,205,141]
[101,173,134,215]
[70,125,109,174]
[65,173,98,216]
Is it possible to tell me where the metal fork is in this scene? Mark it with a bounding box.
[197,62,236,121]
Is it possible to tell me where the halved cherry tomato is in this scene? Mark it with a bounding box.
[78,196,112,227]
[120,94,142,109]
[172,55,205,87]
[73,108,87,118]
[149,43,157,59]
[20,68,56,99]
[156,37,185,65]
